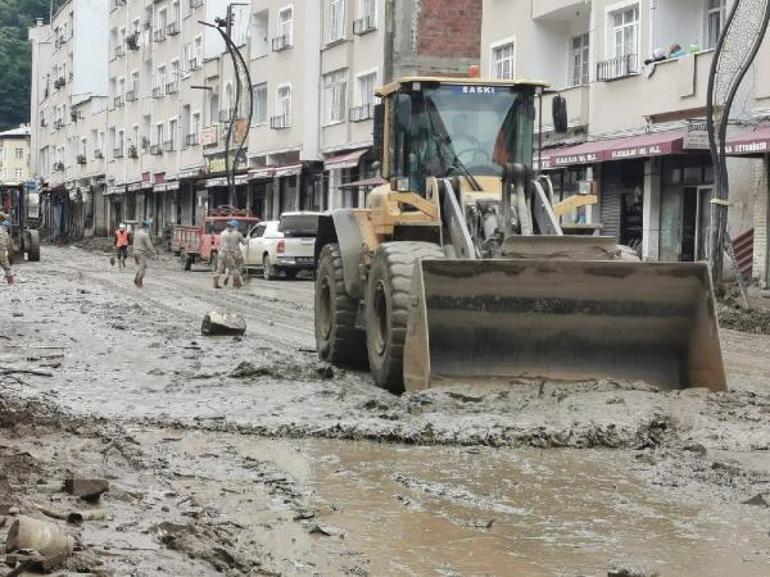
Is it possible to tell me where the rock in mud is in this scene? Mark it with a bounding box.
[742,493,770,507]
[63,477,109,502]
[608,568,659,577]
[201,311,246,336]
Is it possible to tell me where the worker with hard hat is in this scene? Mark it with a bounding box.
[0,218,13,285]
[132,220,156,288]
[113,223,131,269]
[213,219,244,289]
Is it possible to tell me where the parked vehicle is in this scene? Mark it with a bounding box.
[241,211,321,280]
[177,207,259,271]
[1,183,41,264]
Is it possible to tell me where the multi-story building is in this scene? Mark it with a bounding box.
[28,0,483,237]
[481,0,770,287]
[0,127,32,184]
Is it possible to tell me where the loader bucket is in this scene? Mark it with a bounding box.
[403,259,726,392]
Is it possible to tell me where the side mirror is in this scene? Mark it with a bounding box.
[371,103,385,163]
[552,94,568,134]
[396,93,412,132]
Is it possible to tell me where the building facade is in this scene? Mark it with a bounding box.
[481,0,770,287]
[0,127,32,185]
[29,0,482,240]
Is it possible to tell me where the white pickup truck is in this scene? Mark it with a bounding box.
[241,211,321,280]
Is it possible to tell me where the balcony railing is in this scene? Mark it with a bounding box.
[270,114,291,129]
[153,28,166,43]
[53,161,65,172]
[126,32,140,51]
[53,119,64,130]
[185,133,198,147]
[188,0,203,9]
[353,15,376,35]
[271,35,292,52]
[128,145,138,159]
[76,154,86,165]
[152,86,164,99]
[149,144,163,156]
[141,137,150,150]
[114,44,125,58]
[163,140,175,152]
[125,89,138,102]
[166,81,179,94]
[54,77,66,90]
[597,54,639,82]
[188,58,201,71]
[349,103,374,122]
[114,95,124,108]
[94,149,104,159]
[166,22,180,36]
[113,148,124,159]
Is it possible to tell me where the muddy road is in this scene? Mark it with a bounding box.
[1,246,769,577]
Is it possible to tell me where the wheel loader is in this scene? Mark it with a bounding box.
[313,77,726,394]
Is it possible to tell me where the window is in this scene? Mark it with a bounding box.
[276,84,291,123]
[208,90,219,126]
[324,69,347,124]
[15,169,23,179]
[14,148,24,160]
[252,83,267,125]
[252,10,269,58]
[491,40,515,79]
[158,9,167,31]
[611,5,639,59]
[192,112,201,136]
[360,0,375,20]
[570,34,590,86]
[329,0,345,42]
[357,71,376,106]
[169,118,178,150]
[183,43,193,73]
[278,6,293,44]
[155,122,164,146]
[706,0,726,49]
[130,71,139,95]
[194,35,202,62]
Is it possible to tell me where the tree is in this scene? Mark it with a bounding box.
[0,0,53,130]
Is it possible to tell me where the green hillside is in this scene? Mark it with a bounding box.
[0,0,53,130]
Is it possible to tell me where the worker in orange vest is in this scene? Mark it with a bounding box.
[113,223,131,268]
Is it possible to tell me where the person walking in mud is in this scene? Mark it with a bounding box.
[0,219,13,285]
[213,219,244,289]
[132,220,156,288]
[112,223,131,269]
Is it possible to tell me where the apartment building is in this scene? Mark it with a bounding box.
[481,0,770,287]
[0,127,32,184]
[29,0,482,237]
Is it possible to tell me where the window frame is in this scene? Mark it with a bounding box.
[252,82,268,126]
[328,0,346,43]
[569,33,590,87]
[278,5,293,45]
[323,69,348,125]
[275,83,292,124]
[489,37,516,80]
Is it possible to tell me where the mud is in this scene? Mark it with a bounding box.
[1,246,769,576]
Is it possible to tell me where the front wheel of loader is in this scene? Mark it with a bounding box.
[25,231,41,262]
[315,243,367,367]
[365,242,444,394]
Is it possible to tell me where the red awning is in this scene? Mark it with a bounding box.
[540,129,685,169]
[324,148,368,171]
[726,125,770,156]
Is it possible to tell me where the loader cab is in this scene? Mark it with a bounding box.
[374,78,539,196]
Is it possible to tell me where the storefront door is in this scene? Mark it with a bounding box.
[681,185,712,262]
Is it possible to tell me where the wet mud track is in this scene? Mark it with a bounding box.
[1,246,769,576]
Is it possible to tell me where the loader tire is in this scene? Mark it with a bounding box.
[315,243,367,367]
[365,242,444,394]
[25,231,41,262]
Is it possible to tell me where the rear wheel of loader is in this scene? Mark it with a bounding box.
[365,242,444,394]
[315,243,366,366]
[25,231,41,262]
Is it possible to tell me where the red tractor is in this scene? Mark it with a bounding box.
[174,207,259,271]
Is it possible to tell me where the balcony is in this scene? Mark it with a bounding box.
[353,15,376,35]
[538,84,590,132]
[166,81,179,94]
[53,161,64,172]
[597,54,639,82]
[532,0,586,20]
[163,140,175,152]
[152,86,164,99]
[153,28,166,43]
[166,22,180,36]
[141,137,150,151]
[188,58,201,71]
[113,148,124,159]
[125,89,138,102]
[126,32,140,51]
[128,145,138,159]
[349,103,374,122]
[270,114,291,129]
[114,44,125,58]
[53,119,64,130]
[150,144,163,156]
[592,50,716,135]
[114,95,124,108]
[94,149,104,159]
[188,0,203,9]
[185,133,198,147]
[54,77,66,90]
[271,35,292,52]
[76,154,86,165]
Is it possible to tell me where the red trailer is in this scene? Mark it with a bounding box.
[177,207,259,271]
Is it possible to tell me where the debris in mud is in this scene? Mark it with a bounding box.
[717,291,770,334]
[63,478,109,502]
[201,311,246,336]
[608,568,659,577]
[742,493,770,508]
[5,516,75,568]
[307,522,345,537]
[230,360,335,381]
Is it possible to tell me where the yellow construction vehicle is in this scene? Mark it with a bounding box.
[313,77,726,394]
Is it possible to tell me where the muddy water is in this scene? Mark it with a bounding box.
[139,429,770,577]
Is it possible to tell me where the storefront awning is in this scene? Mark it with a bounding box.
[249,167,275,180]
[205,174,249,188]
[104,185,126,196]
[539,129,685,170]
[274,163,303,178]
[726,125,770,156]
[324,148,368,171]
[338,176,386,189]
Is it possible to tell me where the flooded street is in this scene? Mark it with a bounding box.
[1,246,770,576]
